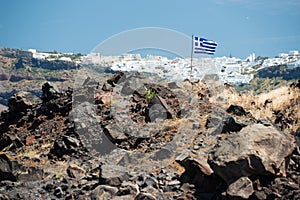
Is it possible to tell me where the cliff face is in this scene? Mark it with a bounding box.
[0,48,79,110]
[14,56,79,70]
[0,47,33,58]
[0,47,79,71]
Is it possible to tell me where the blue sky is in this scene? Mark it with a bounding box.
[0,0,299,58]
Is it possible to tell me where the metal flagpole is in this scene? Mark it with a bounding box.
[190,34,194,80]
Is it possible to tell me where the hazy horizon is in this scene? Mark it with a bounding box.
[0,0,299,59]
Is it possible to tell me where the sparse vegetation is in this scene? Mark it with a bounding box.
[145,88,157,103]
[55,173,63,179]
[236,77,294,94]
[211,80,300,133]
[257,65,300,80]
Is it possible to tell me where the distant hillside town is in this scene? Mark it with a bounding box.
[28,48,300,85]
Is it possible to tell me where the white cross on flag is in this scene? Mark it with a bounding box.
[194,36,217,55]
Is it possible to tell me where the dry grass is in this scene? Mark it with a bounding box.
[207,81,300,132]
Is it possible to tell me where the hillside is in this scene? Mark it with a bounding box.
[257,64,300,80]
[237,64,300,94]
[0,48,80,111]
[0,68,299,199]
[0,47,300,199]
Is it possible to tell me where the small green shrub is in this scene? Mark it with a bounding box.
[145,89,157,103]
[55,173,63,179]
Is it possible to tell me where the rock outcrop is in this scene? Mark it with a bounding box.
[226,177,254,199]
[209,124,295,182]
[0,154,17,182]
[8,91,41,112]
[14,56,79,71]
[0,72,299,200]
[41,82,60,101]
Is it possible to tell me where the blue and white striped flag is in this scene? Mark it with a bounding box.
[194,36,217,55]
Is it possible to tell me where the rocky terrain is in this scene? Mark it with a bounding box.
[0,67,299,199]
[0,47,79,111]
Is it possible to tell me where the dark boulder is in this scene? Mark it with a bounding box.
[167,82,180,89]
[145,96,171,122]
[8,91,41,112]
[17,166,44,182]
[66,163,86,179]
[206,114,246,134]
[49,135,82,158]
[176,151,223,194]
[107,71,125,86]
[90,185,118,199]
[208,124,296,183]
[41,82,60,101]
[0,154,18,182]
[0,133,23,151]
[221,115,246,133]
[226,104,250,116]
[99,164,130,186]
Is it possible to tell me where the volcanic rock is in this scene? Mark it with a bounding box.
[49,135,82,158]
[0,71,299,199]
[135,192,156,200]
[146,97,170,122]
[8,91,41,112]
[226,176,254,199]
[226,104,250,116]
[66,163,86,179]
[117,181,140,196]
[176,151,224,196]
[208,124,295,183]
[107,71,125,86]
[41,82,60,101]
[0,154,17,182]
[176,151,213,176]
[17,166,44,182]
[99,164,130,186]
[104,124,128,142]
[167,82,180,89]
[221,115,246,133]
[90,185,118,199]
[0,133,23,151]
[205,113,246,134]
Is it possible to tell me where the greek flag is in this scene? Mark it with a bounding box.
[194,36,217,55]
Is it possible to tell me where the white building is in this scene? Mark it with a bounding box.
[278,53,289,58]
[289,50,299,56]
[287,59,300,69]
[59,57,72,62]
[220,72,254,85]
[28,49,37,53]
[81,53,101,64]
[246,53,255,62]
[33,55,46,60]
[221,63,241,74]
[120,54,141,61]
